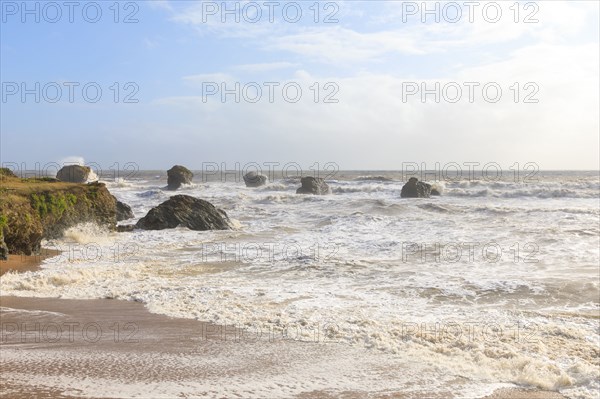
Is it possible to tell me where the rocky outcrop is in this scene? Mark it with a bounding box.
[136,195,231,231]
[114,197,134,221]
[167,165,193,190]
[243,172,267,187]
[296,177,331,195]
[56,165,92,183]
[0,175,117,255]
[400,178,432,198]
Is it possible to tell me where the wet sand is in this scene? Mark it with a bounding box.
[0,247,566,398]
[0,249,60,276]
[0,296,566,399]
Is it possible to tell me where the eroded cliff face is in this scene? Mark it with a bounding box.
[0,169,116,256]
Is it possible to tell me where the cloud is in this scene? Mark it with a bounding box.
[146,0,172,12]
[150,34,598,169]
[231,62,298,73]
[133,1,600,168]
[143,38,160,49]
[183,73,235,86]
[265,26,427,63]
[167,1,597,68]
[170,2,278,39]
[153,96,205,107]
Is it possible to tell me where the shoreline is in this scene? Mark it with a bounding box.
[0,248,60,276]
[0,294,567,398]
[0,243,567,398]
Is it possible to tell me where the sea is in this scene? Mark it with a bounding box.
[1,169,599,398]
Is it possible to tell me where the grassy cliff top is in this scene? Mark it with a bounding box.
[0,172,116,255]
[1,172,108,195]
[1,174,99,207]
[2,174,79,191]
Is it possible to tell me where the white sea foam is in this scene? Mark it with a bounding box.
[58,156,86,166]
[60,223,113,244]
[103,177,132,188]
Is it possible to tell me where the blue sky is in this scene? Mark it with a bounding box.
[1,0,599,170]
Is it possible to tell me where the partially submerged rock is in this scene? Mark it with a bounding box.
[296,177,331,195]
[243,172,267,187]
[56,165,92,183]
[167,165,193,190]
[400,177,432,198]
[136,195,231,231]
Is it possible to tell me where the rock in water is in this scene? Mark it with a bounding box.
[56,165,91,183]
[400,177,432,198]
[296,177,331,195]
[114,197,134,221]
[136,195,231,231]
[167,165,193,190]
[243,172,267,187]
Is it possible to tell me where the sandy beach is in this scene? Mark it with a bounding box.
[0,252,567,399]
[1,295,567,399]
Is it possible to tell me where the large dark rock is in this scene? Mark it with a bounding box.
[296,177,331,195]
[243,172,267,187]
[400,177,432,198]
[167,165,193,190]
[136,195,231,231]
[113,197,134,221]
[56,165,91,183]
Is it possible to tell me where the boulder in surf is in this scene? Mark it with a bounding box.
[56,165,92,183]
[167,165,193,190]
[136,195,231,231]
[296,176,331,195]
[400,177,432,198]
[243,172,268,187]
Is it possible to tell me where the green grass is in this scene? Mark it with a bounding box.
[31,192,78,219]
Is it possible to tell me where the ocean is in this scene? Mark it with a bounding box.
[1,170,599,398]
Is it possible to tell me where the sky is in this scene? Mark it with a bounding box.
[1,0,599,171]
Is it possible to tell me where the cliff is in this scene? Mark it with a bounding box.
[0,168,116,256]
